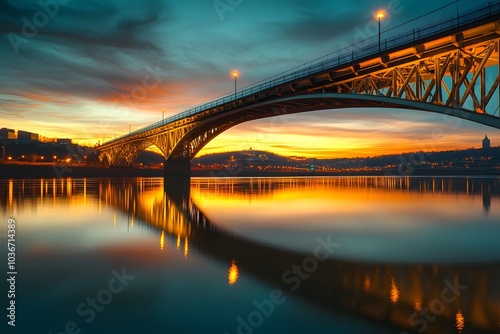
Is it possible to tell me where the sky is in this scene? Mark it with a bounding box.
[0,0,498,158]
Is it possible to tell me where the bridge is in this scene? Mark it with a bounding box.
[97,1,500,176]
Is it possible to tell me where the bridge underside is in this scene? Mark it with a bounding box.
[97,28,500,175]
[99,93,500,176]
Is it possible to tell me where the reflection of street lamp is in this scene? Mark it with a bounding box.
[232,71,238,99]
[376,11,385,53]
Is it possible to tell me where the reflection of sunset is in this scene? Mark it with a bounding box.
[190,177,499,233]
[228,259,239,285]
[390,275,399,305]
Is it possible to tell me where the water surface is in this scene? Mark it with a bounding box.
[0,176,499,334]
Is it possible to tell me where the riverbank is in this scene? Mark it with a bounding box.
[0,163,499,179]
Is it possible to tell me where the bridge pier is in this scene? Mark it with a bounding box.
[164,159,191,203]
[164,159,191,178]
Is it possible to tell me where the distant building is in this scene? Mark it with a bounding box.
[0,128,16,139]
[18,130,39,141]
[56,138,72,145]
[482,135,490,149]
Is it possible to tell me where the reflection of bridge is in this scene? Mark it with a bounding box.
[101,178,500,334]
[97,1,500,174]
[1,177,500,332]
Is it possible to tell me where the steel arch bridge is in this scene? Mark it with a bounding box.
[97,1,500,175]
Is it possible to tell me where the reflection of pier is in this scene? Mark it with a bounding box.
[1,177,499,333]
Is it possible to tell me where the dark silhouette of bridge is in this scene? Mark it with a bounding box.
[97,1,500,177]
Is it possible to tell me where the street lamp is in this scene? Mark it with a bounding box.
[376,11,386,53]
[162,108,165,121]
[232,71,238,99]
[129,123,131,133]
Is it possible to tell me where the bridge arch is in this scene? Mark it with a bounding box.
[168,93,500,161]
[100,138,168,166]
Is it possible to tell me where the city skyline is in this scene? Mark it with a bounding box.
[1,0,499,158]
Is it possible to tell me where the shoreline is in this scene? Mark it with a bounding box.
[0,164,498,179]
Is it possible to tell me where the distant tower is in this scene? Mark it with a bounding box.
[482,135,490,149]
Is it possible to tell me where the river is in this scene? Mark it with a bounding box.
[0,176,499,334]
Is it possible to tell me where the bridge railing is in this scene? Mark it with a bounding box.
[104,0,500,145]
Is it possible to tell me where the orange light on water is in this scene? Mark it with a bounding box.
[414,300,422,312]
[390,275,399,305]
[228,259,239,285]
[184,236,189,258]
[160,230,165,250]
[456,309,465,333]
[176,234,180,249]
[364,274,371,291]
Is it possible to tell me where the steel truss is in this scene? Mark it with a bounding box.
[323,41,500,116]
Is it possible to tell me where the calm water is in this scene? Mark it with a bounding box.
[1,176,499,334]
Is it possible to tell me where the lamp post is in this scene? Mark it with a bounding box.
[376,11,385,53]
[232,71,238,99]
[1,146,5,161]
[129,123,131,133]
[162,108,165,121]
